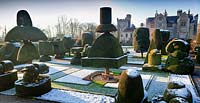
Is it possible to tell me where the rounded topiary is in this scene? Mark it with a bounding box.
[117,69,147,103]
[17,42,39,63]
[133,27,150,57]
[88,32,123,58]
[62,36,75,56]
[17,10,32,27]
[164,81,192,103]
[0,42,21,64]
[39,41,54,56]
[52,40,65,59]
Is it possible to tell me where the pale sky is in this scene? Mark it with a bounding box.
[0,0,199,31]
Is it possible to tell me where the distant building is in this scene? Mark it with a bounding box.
[117,14,135,45]
[146,10,198,39]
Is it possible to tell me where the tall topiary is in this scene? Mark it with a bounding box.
[160,30,170,55]
[63,36,75,56]
[132,27,150,58]
[144,29,162,63]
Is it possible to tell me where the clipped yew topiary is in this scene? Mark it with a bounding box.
[63,36,75,56]
[39,41,54,62]
[88,32,123,58]
[144,29,162,63]
[81,32,94,46]
[117,69,147,103]
[160,30,170,55]
[133,27,150,58]
[165,39,194,74]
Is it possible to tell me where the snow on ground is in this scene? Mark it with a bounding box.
[104,74,152,89]
[54,69,98,85]
[170,74,200,103]
[120,66,142,70]
[36,89,115,103]
[0,88,16,96]
[47,66,70,75]
[47,60,70,65]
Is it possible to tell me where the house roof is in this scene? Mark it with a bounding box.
[123,27,134,32]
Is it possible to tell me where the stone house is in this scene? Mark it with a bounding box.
[146,10,198,40]
[117,14,135,45]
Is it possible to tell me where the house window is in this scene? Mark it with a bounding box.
[151,24,154,28]
[159,17,162,21]
[126,34,128,38]
[167,23,173,27]
[181,22,186,26]
[121,34,123,37]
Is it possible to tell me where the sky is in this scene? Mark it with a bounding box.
[0,0,199,31]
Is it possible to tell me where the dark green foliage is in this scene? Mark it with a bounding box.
[160,30,170,55]
[133,27,150,55]
[17,10,32,27]
[117,70,145,103]
[88,32,123,58]
[152,29,162,50]
[39,41,54,56]
[0,42,22,64]
[17,42,40,62]
[63,36,75,51]
[165,39,190,54]
[82,55,127,68]
[0,70,17,91]
[52,40,65,54]
[81,32,94,46]
[165,55,194,74]
[5,26,48,42]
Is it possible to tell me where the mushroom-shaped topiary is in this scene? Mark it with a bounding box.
[82,7,127,83]
[5,10,47,63]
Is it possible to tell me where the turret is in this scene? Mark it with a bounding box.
[125,14,131,28]
[177,10,182,17]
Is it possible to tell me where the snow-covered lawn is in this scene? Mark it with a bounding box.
[36,89,115,103]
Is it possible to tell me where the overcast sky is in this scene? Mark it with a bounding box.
[0,0,199,31]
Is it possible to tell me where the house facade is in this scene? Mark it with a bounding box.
[146,10,198,40]
[117,14,135,45]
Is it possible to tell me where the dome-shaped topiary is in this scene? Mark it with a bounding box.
[17,42,39,62]
[88,32,123,58]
